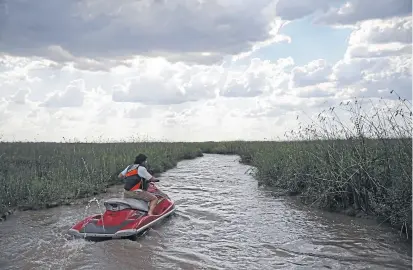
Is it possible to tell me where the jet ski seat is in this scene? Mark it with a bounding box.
[104,198,149,212]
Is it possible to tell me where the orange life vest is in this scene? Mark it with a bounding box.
[123,165,144,191]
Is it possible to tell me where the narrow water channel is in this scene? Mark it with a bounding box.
[0,154,411,270]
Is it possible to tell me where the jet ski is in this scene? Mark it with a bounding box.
[68,181,175,241]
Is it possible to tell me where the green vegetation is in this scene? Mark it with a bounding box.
[0,93,411,238]
[0,142,203,215]
[201,93,412,237]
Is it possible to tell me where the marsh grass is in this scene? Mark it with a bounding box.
[201,92,412,238]
[0,142,203,214]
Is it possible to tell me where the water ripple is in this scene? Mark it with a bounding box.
[0,154,411,270]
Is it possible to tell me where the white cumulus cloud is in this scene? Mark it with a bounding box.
[0,0,411,142]
[0,0,286,67]
[317,0,412,25]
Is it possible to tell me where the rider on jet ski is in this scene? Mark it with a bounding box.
[118,154,159,216]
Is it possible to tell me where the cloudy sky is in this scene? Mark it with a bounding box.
[0,0,411,142]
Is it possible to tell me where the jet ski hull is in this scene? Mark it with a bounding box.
[68,183,175,241]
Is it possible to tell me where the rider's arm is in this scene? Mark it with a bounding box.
[118,167,128,179]
[138,166,157,181]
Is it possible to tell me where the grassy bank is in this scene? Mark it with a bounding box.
[200,95,412,238]
[0,142,203,218]
[2,138,410,236]
[200,139,411,235]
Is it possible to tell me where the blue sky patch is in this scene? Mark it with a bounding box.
[250,17,353,66]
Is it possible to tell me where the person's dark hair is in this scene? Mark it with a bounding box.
[134,154,147,164]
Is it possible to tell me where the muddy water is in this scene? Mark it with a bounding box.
[0,154,411,270]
